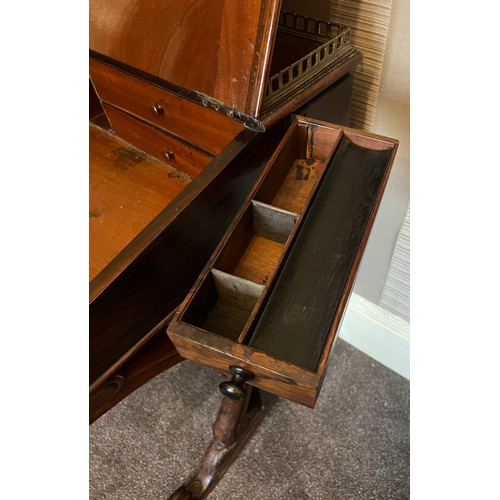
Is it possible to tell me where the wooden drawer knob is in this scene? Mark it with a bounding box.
[150,103,164,117]
[219,366,254,400]
[162,150,175,162]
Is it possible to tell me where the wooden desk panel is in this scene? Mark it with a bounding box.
[89,0,280,116]
[89,121,190,280]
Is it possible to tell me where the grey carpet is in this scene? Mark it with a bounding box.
[89,339,409,499]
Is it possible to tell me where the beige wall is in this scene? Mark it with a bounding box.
[354,0,410,315]
[379,0,410,103]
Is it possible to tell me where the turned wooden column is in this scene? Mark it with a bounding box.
[169,367,270,499]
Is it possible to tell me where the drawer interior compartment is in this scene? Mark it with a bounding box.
[178,118,343,342]
[181,200,298,342]
[252,118,343,213]
[168,117,398,407]
[182,270,265,342]
[215,200,298,287]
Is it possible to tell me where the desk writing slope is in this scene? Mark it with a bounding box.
[248,137,393,370]
[89,121,190,281]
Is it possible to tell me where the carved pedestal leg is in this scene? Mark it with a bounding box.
[168,382,269,499]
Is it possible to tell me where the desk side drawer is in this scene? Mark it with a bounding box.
[103,104,213,178]
[90,59,243,155]
[168,117,398,406]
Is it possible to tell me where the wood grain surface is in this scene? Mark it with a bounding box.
[168,320,323,407]
[90,0,281,115]
[89,122,190,281]
[90,59,243,155]
[102,104,214,178]
[90,330,182,423]
[90,122,289,388]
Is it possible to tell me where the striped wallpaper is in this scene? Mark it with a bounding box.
[380,205,411,321]
[330,0,394,131]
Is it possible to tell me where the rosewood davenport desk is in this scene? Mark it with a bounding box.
[89,2,398,497]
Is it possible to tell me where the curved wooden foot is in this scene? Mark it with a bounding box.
[168,385,270,499]
[169,485,193,499]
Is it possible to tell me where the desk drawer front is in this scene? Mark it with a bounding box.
[103,104,213,178]
[90,59,243,155]
[168,117,398,407]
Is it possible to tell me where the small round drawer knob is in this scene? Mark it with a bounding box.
[162,150,175,162]
[150,103,164,117]
[219,366,254,400]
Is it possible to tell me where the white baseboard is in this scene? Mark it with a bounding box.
[339,293,410,380]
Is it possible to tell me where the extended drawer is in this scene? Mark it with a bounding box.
[90,58,244,155]
[102,104,213,178]
[167,116,398,407]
